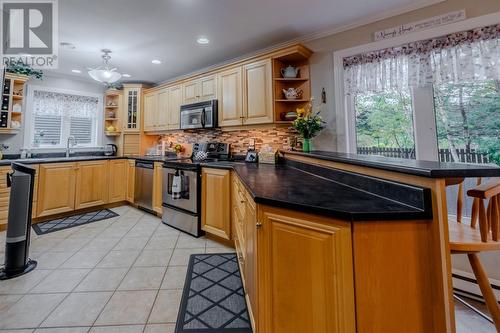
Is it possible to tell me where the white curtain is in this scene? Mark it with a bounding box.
[33,90,99,118]
[343,24,500,95]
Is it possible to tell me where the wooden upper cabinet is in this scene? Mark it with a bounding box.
[126,160,135,203]
[122,133,141,157]
[168,85,182,130]
[37,163,77,217]
[217,67,243,127]
[199,75,217,101]
[157,89,170,130]
[122,85,143,132]
[143,92,158,132]
[108,160,127,203]
[201,168,231,240]
[183,80,199,104]
[243,59,273,125]
[257,206,355,333]
[75,161,109,210]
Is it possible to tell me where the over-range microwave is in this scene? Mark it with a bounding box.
[180,100,218,130]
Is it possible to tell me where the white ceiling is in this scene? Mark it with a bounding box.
[54,0,437,85]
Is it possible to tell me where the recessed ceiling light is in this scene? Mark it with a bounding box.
[60,42,76,50]
[122,74,131,78]
[151,59,162,65]
[71,69,82,74]
[197,37,210,44]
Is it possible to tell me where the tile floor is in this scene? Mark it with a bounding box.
[0,206,234,333]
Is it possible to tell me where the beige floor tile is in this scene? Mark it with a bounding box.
[145,236,178,250]
[148,290,182,324]
[113,237,150,251]
[34,328,90,333]
[75,268,128,292]
[89,325,144,333]
[205,247,236,254]
[29,238,63,253]
[134,250,173,267]
[144,323,175,333]
[41,292,113,327]
[95,290,157,326]
[61,251,108,269]
[97,251,141,268]
[50,238,91,252]
[81,238,120,252]
[0,294,23,312]
[176,235,206,249]
[31,269,90,293]
[160,266,188,290]
[169,248,204,266]
[0,329,34,333]
[0,269,52,294]
[68,226,106,239]
[0,293,66,329]
[118,267,166,291]
[31,251,76,269]
[153,226,180,237]
[125,226,156,238]
[95,227,132,239]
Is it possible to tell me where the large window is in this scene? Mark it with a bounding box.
[341,22,500,165]
[28,89,101,148]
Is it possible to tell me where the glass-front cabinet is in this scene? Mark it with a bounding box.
[122,84,144,132]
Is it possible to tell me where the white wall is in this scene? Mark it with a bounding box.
[0,73,106,154]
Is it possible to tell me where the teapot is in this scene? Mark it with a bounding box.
[281,65,300,78]
[282,88,303,100]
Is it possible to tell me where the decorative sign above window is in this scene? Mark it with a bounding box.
[374,10,466,41]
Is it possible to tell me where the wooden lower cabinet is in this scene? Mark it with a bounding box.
[153,162,163,214]
[75,161,109,210]
[201,168,231,239]
[126,160,135,203]
[37,163,77,217]
[0,166,12,230]
[108,159,128,203]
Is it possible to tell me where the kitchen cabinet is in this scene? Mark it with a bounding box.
[122,133,141,156]
[37,163,77,217]
[143,92,159,132]
[108,159,128,203]
[201,168,231,240]
[153,162,163,214]
[256,205,355,333]
[126,159,135,203]
[217,67,243,127]
[183,75,217,105]
[122,84,144,132]
[0,166,11,230]
[242,59,273,125]
[157,89,170,130]
[75,160,109,210]
[168,85,182,130]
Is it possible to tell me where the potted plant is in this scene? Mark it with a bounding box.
[292,98,325,152]
[6,63,43,80]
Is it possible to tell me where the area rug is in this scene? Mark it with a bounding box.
[32,209,119,235]
[175,253,253,333]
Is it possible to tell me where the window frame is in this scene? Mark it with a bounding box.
[24,85,104,150]
[333,12,500,160]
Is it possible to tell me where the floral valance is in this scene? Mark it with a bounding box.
[343,24,500,94]
[33,90,99,118]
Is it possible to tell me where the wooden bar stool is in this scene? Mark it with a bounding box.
[448,179,500,331]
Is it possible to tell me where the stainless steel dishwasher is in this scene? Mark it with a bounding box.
[135,160,154,212]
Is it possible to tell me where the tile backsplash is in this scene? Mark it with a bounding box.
[160,127,296,154]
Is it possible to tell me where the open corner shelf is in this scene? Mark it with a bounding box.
[1,73,29,133]
[105,131,121,137]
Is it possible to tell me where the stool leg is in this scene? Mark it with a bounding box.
[468,253,500,332]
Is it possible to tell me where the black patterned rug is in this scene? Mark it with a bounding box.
[175,253,253,333]
[32,209,119,235]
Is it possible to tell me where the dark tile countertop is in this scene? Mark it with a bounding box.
[0,155,180,166]
[281,150,500,178]
[201,160,432,222]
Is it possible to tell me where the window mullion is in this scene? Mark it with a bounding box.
[411,86,439,161]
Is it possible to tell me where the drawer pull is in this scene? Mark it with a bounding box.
[256,221,263,228]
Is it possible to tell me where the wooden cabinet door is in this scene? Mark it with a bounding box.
[217,67,243,127]
[153,162,163,214]
[201,168,231,239]
[0,166,11,229]
[143,92,158,132]
[37,163,77,217]
[243,191,258,329]
[126,160,135,203]
[243,59,273,125]
[257,206,355,333]
[157,89,169,130]
[199,75,217,101]
[75,161,109,210]
[183,80,199,104]
[168,85,182,130]
[108,160,127,203]
[122,133,141,156]
[123,87,141,132]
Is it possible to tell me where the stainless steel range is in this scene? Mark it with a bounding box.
[162,142,230,237]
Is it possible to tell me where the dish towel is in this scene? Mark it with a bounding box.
[172,171,182,200]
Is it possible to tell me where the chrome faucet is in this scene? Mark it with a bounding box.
[66,136,76,157]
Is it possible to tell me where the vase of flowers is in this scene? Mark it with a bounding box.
[292,98,325,152]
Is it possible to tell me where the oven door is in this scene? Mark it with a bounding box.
[162,167,198,214]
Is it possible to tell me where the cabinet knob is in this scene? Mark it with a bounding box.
[256,221,263,228]
[240,199,246,204]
